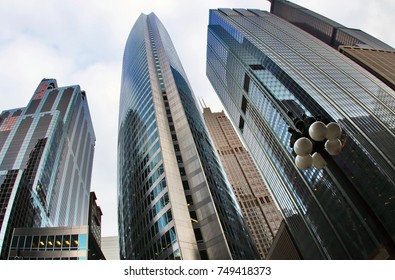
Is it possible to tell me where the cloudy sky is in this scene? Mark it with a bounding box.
[0,0,394,237]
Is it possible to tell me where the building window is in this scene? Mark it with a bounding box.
[239,117,245,131]
[249,64,265,70]
[241,96,248,114]
[243,74,250,92]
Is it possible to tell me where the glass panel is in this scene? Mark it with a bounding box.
[39,236,47,250]
[25,236,32,249]
[78,234,87,250]
[17,236,25,248]
[47,236,54,250]
[71,234,78,250]
[174,249,181,260]
[32,236,39,250]
[63,235,71,249]
[11,237,18,249]
[55,235,62,250]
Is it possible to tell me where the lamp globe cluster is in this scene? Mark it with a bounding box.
[294,121,342,170]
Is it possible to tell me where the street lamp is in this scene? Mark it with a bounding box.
[287,113,395,258]
[288,113,343,170]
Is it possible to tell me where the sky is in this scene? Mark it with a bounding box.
[0,0,394,237]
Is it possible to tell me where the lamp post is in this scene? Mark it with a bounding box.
[288,114,343,170]
[287,113,395,259]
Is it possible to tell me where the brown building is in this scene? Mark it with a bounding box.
[339,46,395,91]
[269,0,394,51]
[202,107,282,259]
[266,219,301,260]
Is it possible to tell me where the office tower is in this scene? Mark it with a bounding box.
[118,13,258,260]
[206,8,395,259]
[101,236,120,260]
[268,0,395,51]
[0,79,96,259]
[202,107,282,259]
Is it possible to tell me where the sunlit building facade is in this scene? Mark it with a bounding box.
[206,8,395,259]
[118,13,258,260]
[0,79,96,259]
[202,107,282,259]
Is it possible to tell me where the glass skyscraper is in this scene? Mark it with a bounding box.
[0,78,96,259]
[118,13,257,260]
[206,8,395,259]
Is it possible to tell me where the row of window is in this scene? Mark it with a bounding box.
[11,234,87,251]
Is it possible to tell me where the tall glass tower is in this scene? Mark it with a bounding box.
[206,8,395,259]
[118,13,257,260]
[0,79,96,259]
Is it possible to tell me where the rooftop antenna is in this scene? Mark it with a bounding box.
[201,97,208,108]
[198,97,209,112]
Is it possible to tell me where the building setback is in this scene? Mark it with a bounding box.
[0,79,96,259]
[268,0,395,92]
[118,13,258,260]
[206,8,395,259]
[268,0,395,51]
[202,107,282,259]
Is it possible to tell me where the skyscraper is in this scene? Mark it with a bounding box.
[0,79,96,259]
[202,107,282,259]
[206,8,395,259]
[118,12,258,260]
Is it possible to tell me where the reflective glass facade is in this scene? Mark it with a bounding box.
[206,9,395,259]
[0,79,96,259]
[118,13,257,260]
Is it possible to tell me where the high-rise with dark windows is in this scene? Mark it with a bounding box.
[0,79,96,259]
[118,13,257,260]
[206,8,395,259]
